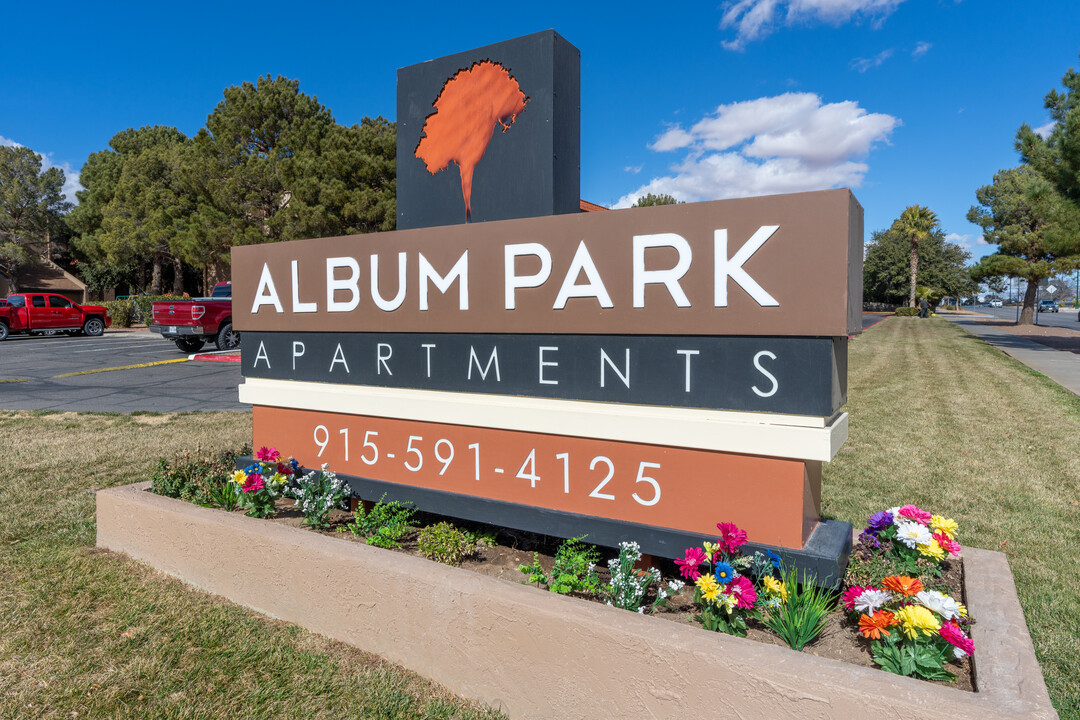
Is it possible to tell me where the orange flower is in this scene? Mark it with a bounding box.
[881,576,923,597]
[858,611,897,639]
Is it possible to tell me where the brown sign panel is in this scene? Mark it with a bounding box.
[232,189,863,337]
[253,405,819,549]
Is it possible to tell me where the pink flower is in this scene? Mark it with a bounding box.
[898,505,932,524]
[939,621,974,657]
[715,522,748,554]
[242,473,265,493]
[933,532,961,556]
[255,446,280,462]
[842,585,868,611]
[675,547,706,581]
[725,576,757,608]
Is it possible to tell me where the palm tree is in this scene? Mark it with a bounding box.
[893,205,941,308]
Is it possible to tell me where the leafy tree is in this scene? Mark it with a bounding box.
[863,224,972,305]
[632,193,683,207]
[967,166,1080,324]
[0,145,71,292]
[891,205,940,308]
[1016,55,1080,208]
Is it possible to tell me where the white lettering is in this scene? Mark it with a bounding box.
[251,264,283,313]
[600,348,630,389]
[329,343,350,373]
[419,251,469,310]
[539,346,559,385]
[253,341,271,369]
[633,233,692,308]
[377,343,393,375]
[291,341,305,370]
[422,343,436,377]
[290,260,316,313]
[715,227,779,307]
[326,257,361,312]
[505,243,552,310]
[468,346,501,382]
[371,252,407,311]
[677,349,700,392]
[553,241,613,309]
[752,350,779,397]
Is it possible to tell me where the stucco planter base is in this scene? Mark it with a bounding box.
[96,482,1058,720]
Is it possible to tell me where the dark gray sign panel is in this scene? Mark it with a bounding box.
[243,332,846,416]
[396,29,581,229]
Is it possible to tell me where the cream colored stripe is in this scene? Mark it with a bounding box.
[238,378,847,462]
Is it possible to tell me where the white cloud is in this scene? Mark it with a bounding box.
[850,49,894,73]
[624,165,643,174]
[721,0,906,50]
[0,134,82,204]
[912,41,931,57]
[616,92,898,208]
[946,232,989,252]
[1034,121,1055,139]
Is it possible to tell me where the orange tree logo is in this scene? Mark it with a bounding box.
[414,61,529,222]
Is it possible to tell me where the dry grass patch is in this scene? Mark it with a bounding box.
[0,410,504,720]
[825,317,1080,719]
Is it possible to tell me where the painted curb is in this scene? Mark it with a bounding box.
[189,352,241,362]
[96,482,1059,720]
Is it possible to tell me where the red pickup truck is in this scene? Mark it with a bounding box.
[0,293,112,341]
[149,282,239,353]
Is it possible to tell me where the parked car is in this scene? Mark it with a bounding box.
[0,293,112,341]
[149,282,237,352]
[1038,299,1059,313]
[989,299,1003,307]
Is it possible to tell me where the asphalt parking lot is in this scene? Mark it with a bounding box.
[0,328,246,412]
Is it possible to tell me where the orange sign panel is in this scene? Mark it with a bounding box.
[253,406,818,548]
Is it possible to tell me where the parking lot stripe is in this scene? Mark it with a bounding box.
[0,378,30,383]
[53,358,190,378]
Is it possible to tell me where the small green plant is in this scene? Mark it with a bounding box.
[347,495,416,549]
[518,536,603,595]
[204,475,241,511]
[417,521,477,566]
[151,446,248,505]
[894,306,919,316]
[286,463,349,529]
[606,541,683,614]
[761,567,835,651]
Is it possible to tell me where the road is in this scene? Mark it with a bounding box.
[972,305,1080,330]
[0,329,245,412]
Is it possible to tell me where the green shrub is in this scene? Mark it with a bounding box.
[347,495,416,548]
[103,299,135,327]
[518,536,603,595]
[894,307,919,316]
[150,446,249,506]
[132,294,180,325]
[417,521,477,565]
[761,567,836,651]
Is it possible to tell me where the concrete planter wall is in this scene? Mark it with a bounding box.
[97,482,1058,720]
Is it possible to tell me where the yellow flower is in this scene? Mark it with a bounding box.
[917,539,946,561]
[721,593,737,614]
[696,574,721,602]
[702,542,719,559]
[930,515,958,539]
[896,605,941,639]
[271,472,287,486]
[763,576,788,602]
[231,470,247,485]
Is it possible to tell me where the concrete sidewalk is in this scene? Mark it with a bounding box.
[942,312,1080,396]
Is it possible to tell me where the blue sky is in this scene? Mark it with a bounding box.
[2,0,1077,264]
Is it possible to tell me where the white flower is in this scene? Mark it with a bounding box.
[853,588,893,615]
[668,580,685,593]
[895,520,932,548]
[953,646,968,659]
[916,590,964,621]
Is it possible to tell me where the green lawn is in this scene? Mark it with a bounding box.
[825,317,1080,719]
[0,316,1077,718]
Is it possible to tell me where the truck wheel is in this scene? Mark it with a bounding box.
[215,323,240,351]
[82,317,105,336]
[0,322,7,341]
[175,337,206,353]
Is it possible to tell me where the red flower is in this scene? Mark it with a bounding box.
[255,446,280,462]
[675,547,706,581]
[715,522,748,554]
[242,473,265,493]
[858,611,897,639]
[933,532,961,556]
[842,585,868,611]
[725,576,757,608]
[898,505,932,524]
[881,576,923,597]
[939,620,975,657]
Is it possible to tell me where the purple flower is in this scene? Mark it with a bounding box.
[859,529,881,548]
[867,511,894,531]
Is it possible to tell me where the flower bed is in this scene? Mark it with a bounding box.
[99,447,1058,719]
